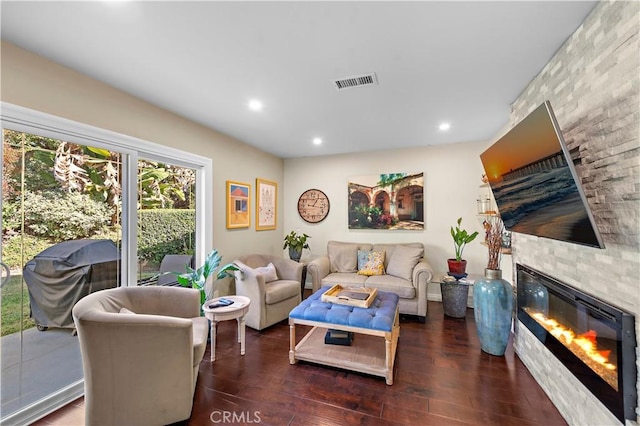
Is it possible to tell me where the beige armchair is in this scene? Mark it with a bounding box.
[234,254,303,330]
[72,286,208,426]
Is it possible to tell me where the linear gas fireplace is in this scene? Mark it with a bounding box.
[516,264,637,422]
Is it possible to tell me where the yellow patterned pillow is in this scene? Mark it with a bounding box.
[357,250,385,276]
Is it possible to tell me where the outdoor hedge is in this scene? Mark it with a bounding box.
[138,209,195,265]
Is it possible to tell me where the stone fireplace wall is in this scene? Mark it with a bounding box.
[507,1,639,425]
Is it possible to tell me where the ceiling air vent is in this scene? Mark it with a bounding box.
[333,73,378,90]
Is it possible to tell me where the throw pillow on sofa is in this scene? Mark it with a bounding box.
[386,245,423,281]
[357,250,385,276]
[327,241,361,273]
[254,263,279,282]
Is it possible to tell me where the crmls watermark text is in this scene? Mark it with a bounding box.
[210,410,262,424]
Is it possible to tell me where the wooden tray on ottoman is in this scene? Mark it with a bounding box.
[321,284,378,308]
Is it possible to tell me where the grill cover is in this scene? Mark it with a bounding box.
[23,239,120,329]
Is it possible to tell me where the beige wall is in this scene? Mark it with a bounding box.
[1,41,284,293]
[284,140,511,300]
[2,41,509,299]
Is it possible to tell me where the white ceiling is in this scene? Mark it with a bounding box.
[1,1,597,158]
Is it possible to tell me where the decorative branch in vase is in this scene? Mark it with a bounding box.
[486,218,504,271]
[473,216,513,356]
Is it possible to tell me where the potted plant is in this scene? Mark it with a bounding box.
[283,230,310,262]
[448,217,479,277]
[176,249,238,308]
[440,217,479,318]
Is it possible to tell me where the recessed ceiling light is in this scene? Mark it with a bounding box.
[248,99,263,111]
[439,122,451,131]
[103,0,132,7]
[313,137,322,145]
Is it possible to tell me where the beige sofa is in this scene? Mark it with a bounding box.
[72,286,208,426]
[307,241,433,321]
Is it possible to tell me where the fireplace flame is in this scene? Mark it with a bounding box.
[528,311,617,390]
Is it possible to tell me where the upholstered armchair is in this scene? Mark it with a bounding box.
[72,286,208,426]
[234,254,303,330]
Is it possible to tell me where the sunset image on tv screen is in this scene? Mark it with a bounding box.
[480,102,602,248]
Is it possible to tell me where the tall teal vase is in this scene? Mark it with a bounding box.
[473,269,513,356]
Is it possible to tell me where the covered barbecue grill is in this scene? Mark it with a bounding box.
[23,239,120,330]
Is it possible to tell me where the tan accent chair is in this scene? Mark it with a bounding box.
[72,286,208,426]
[234,254,303,330]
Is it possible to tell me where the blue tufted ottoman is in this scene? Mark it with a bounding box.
[288,286,400,385]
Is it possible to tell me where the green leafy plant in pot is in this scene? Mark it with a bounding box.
[176,249,238,308]
[283,231,310,262]
[448,217,479,277]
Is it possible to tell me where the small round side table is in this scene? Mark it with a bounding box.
[202,295,251,362]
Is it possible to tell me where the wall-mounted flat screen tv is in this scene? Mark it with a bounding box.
[480,101,604,248]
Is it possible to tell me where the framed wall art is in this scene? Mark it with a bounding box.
[348,172,424,230]
[256,178,277,231]
[226,180,250,229]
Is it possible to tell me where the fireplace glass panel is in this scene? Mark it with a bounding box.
[516,264,637,422]
[519,271,618,390]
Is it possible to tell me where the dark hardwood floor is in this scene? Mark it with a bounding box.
[35,299,567,425]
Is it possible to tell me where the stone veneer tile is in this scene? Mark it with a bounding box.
[508,1,639,422]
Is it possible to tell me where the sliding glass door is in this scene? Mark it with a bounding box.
[137,159,196,284]
[1,129,124,423]
[1,103,212,425]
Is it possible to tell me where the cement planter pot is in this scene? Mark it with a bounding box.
[440,280,471,318]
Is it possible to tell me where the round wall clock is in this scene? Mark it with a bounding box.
[297,189,330,223]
